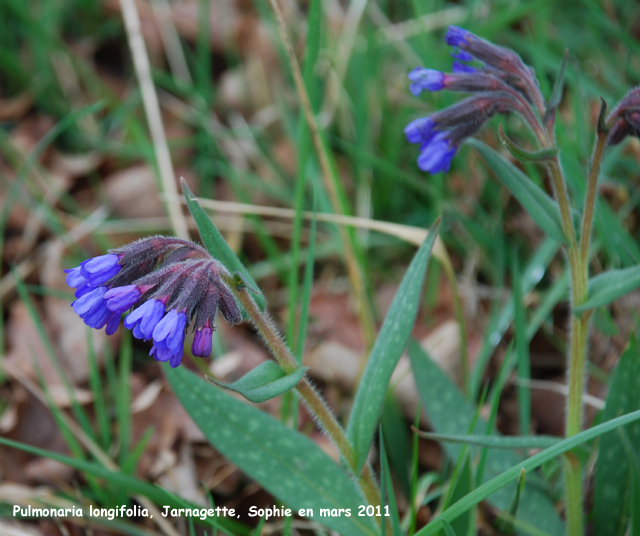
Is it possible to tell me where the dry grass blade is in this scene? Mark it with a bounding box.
[118,0,189,239]
[268,0,378,346]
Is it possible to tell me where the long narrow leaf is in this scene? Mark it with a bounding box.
[593,335,640,536]
[182,179,266,311]
[347,219,440,472]
[468,138,566,243]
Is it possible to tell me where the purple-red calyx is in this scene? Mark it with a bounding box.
[405,26,541,174]
[66,237,242,368]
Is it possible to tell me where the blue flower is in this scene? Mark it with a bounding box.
[452,61,477,74]
[80,254,121,286]
[72,287,111,329]
[66,237,242,367]
[192,321,213,357]
[417,133,456,174]
[104,285,141,314]
[124,299,165,340]
[404,117,434,144]
[408,68,446,96]
[445,26,475,48]
[151,310,188,367]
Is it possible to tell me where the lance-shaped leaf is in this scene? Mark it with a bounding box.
[167,364,378,536]
[182,179,266,311]
[593,335,640,536]
[575,264,640,313]
[207,361,307,404]
[468,139,566,244]
[347,219,440,473]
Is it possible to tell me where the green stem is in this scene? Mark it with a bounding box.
[222,272,382,508]
[580,116,608,267]
[563,453,584,536]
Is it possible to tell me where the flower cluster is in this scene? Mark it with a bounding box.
[606,87,640,146]
[405,26,543,173]
[66,237,242,368]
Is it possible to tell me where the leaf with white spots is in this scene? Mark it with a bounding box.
[167,364,378,536]
[347,219,440,473]
[593,334,640,536]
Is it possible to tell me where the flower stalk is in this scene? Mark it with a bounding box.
[220,272,382,510]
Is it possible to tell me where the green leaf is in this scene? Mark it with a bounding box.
[448,454,475,536]
[379,428,404,536]
[182,179,266,311]
[409,341,565,535]
[166,364,378,536]
[512,252,531,436]
[499,125,559,162]
[593,334,640,536]
[468,138,566,244]
[576,264,640,313]
[207,361,307,403]
[496,468,526,534]
[347,219,440,473]
[413,431,560,450]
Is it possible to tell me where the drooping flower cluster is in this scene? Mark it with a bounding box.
[66,237,242,368]
[606,87,640,146]
[405,26,544,173]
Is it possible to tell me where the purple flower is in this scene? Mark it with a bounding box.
[404,117,434,144]
[417,133,456,174]
[104,285,141,314]
[452,61,477,74]
[404,27,540,174]
[66,237,243,367]
[72,286,110,329]
[446,26,475,47]
[192,321,213,357]
[151,310,188,368]
[80,254,121,286]
[124,299,165,340]
[408,68,446,96]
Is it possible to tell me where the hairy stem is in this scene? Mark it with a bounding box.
[222,272,382,508]
[580,112,608,267]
